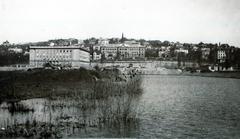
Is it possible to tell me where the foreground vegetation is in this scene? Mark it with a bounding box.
[0,68,143,138]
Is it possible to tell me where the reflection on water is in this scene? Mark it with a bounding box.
[0,98,140,138]
[1,75,240,138]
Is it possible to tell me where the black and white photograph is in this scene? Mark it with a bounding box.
[0,0,240,138]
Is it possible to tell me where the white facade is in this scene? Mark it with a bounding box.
[175,48,188,54]
[8,47,23,53]
[217,50,226,63]
[101,43,145,60]
[217,50,226,59]
[29,46,90,68]
[98,39,109,45]
[93,45,101,51]
[101,44,118,59]
[93,52,102,61]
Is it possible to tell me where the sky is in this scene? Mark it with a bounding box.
[0,0,240,46]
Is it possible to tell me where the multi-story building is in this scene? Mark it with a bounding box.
[101,43,145,60]
[29,46,90,68]
[175,48,188,54]
[101,44,118,59]
[93,39,109,51]
[118,43,145,59]
[8,47,23,53]
[217,50,226,63]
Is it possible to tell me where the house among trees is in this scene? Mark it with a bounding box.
[2,40,11,47]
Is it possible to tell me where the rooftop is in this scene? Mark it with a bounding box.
[29,46,90,52]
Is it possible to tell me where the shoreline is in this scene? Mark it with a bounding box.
[136,71,240,79]
[123,67,240,79]
[180,71,240,79]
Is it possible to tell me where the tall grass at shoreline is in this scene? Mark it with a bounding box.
[0,68,143,138]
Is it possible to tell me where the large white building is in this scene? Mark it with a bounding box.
[29,46,90,68]
[101,43,145,60]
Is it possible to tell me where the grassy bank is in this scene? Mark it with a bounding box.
[0,68,143,138]
[0,67,124,101]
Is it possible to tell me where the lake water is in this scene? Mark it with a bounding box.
[1,75,240,138]
[138,75,240,138]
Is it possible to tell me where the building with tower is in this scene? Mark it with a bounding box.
[100,34,145,60]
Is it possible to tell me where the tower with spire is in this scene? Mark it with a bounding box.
[120,33,125,43]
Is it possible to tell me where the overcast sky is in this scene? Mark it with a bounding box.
[0,0,240,46]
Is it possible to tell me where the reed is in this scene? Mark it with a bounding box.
[0,69,143,138]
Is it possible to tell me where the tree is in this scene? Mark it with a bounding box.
[208,47,217,64]
[145,49,158,58]
[101,54,106,63]
[115,51,121,60]
[163,40,170,46]
[84,39,90,44]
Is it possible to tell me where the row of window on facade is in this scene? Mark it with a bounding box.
[35,54,72,59]
[35,49,72,53]
[119,51,144,54]
[31,61,71,66]
[101,48,145,51]
[102,48,117,51]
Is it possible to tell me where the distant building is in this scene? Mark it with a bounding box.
[29,46,90,68]
[93,45,101,51]
[98,38,109,45]
[118,43,145,59]
[101,44,118,59]
[175,48,188,54]
[93,39,109,51]
[93,51,102,61]
[192,45,198,51]
[175,42,183,47]
[2,40,10,47]
[146,45,152,49]
[8,47,23,53]
[101,43,145,60]
[89,40,97,45]
[78,39,84,44]
[99,34,145,60]
[124,40,140,45]
[217,50,226,63]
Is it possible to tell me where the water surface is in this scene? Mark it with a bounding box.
[138,75,240,138]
